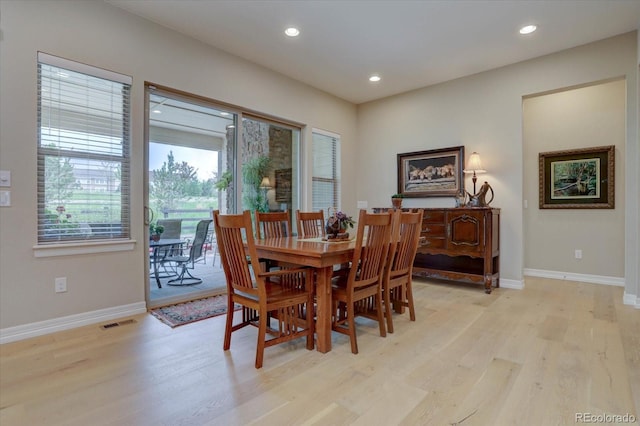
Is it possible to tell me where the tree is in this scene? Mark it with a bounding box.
[44,155,79,207]
[150,151,200,211]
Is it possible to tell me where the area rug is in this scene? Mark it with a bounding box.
[150,295,239,328]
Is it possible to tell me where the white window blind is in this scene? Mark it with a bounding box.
[37,53,132,243]
[311,130,340,212]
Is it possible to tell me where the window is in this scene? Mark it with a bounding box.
[311,129,340,211]
[37,53,131,243]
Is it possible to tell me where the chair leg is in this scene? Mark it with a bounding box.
[347,301,358,354]
[384,285,395,334]
[255,309,267,369]
[223,297,234,350]
[305,298,314,350]
[406,280,416,322]
[375,289,387,338]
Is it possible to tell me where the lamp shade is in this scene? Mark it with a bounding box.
[464,152,486,173]
[260,177,271,188]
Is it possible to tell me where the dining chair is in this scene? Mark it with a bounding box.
[296,209,325,238]
[213,210,314,369]
[331,209,393,354]
[255,210,292,270]
[255,210,291,239]
[164,219,212,286]
[382,209,423,333]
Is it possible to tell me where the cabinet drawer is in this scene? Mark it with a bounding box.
[421,223,445,236]
[422,210,445,223]
[420,237,446,249]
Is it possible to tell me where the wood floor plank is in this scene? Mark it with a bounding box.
[1,277,638,425]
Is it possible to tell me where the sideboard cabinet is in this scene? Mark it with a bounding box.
[374,207,500,293]
[413,207,500,293]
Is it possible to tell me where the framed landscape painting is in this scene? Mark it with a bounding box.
[539,145,614,209]
[397,146,464,197]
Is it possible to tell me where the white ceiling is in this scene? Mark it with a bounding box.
[107,0,640,104]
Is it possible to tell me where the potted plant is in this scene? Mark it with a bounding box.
[149,222,164,241]
[325,209,355,238]
[391,193,405,209]
[242,155,272,213]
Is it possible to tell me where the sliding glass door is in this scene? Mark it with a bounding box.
[145,85,301,306]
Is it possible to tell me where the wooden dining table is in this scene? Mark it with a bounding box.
[253,236,355,353]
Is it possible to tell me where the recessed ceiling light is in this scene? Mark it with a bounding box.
[285,27,300,37]
[519,25,537,35]
[369,75,381,82]
[220,112,230,116]
[152,109,162,114]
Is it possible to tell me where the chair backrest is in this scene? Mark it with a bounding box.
[296,209,325,238]
[347,209,393,290]
[255,210,291,239]
[188,219,212,260]
[387,209,424,279]
[213,210,263,298]
[157,219,182,239]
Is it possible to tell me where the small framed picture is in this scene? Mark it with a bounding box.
[397,146,465,197]
[539,145,614,209]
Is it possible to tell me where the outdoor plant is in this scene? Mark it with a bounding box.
[149,222,165,236]
[214,170,233,191]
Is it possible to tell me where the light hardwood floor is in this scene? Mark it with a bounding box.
[1,277,638,425]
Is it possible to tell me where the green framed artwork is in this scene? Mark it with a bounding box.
[539,145,614,209]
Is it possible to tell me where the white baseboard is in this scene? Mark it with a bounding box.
[623,292,640,309]
[523,268,625,287]
[524,268,638,307]
[0,302,147,345]
[499,278,524,290]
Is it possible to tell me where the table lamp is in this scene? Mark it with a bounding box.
[463,152,486,195]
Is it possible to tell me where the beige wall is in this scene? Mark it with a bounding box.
[0,0,357,331]
[523,80,625,277]
[356,33,637,293]
[1,1,637,337]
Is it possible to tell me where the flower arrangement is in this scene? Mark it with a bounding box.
[334,211,355,229]
[326,209,355,236]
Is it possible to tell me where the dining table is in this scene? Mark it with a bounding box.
[253,236,355,353]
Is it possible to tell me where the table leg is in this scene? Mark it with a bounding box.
[315,266,332,353]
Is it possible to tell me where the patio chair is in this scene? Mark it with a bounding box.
[165,219,212,286]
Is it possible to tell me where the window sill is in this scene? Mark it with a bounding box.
[33,239,137,258]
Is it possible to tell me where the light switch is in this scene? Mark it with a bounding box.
[0,170,10,187]
[0,190,10,207]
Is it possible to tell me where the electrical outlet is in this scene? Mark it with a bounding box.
[575,249,582,259]
[55,277,67,293]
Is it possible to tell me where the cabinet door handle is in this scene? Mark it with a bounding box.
[423,226,430,233]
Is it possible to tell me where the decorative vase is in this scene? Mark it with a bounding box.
[151,234,161,242]
[391,197,403,209]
